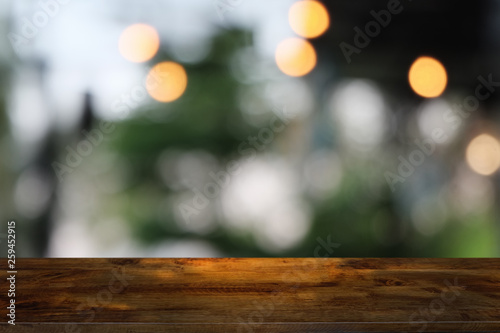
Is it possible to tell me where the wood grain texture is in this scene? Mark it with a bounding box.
[1,258,500,332]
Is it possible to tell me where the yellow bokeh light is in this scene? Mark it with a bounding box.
[119,24,160,63]
[275,38,317,77]
[466,134,500,176]
[408,56,447,98]
[146,61,188,103]
[289,0,330,39]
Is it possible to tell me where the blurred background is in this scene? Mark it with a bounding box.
[0,0,500,257]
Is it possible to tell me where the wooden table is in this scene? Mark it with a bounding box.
[2,258,500,332]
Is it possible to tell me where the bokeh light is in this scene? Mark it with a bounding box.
[146,61,188,102]
[275,38,316,77]
[408,56,447,98]
[466,134,500,176]
[329,79,387,149]
[220,156,310,253]
[119,24,160,63]
[416,99,458,143]
[289,0,330,39]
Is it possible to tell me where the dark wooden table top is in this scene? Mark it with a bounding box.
[2,258,500,332]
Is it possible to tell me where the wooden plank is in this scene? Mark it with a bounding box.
[1,258,500,332]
